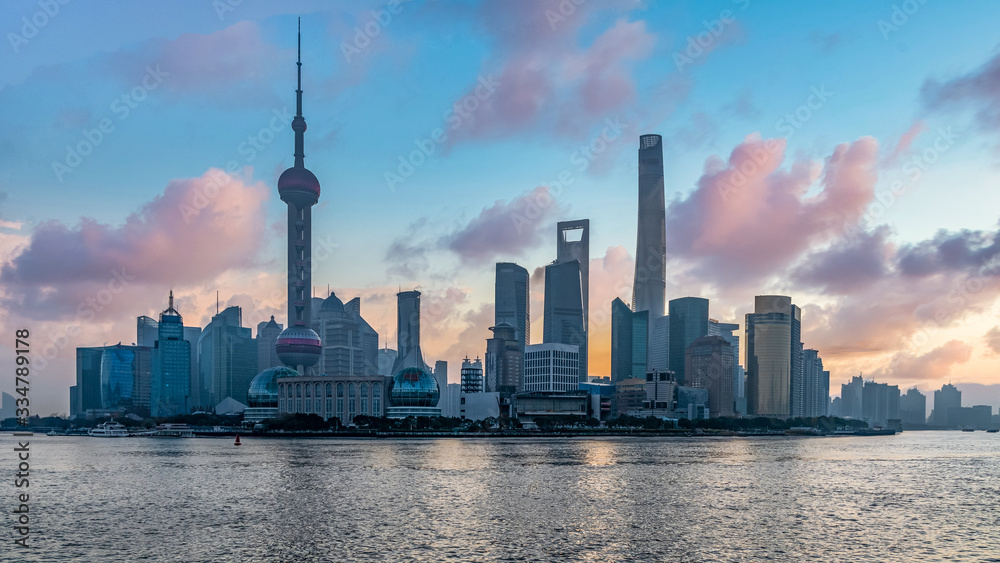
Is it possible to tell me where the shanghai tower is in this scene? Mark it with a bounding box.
[632,134,666,318]
[274,20,323,376]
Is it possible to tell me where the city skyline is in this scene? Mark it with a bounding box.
[4,1,1000,416]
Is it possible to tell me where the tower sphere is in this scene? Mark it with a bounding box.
[277,166,320,204]
[275,325,322,368]
[388,366,440,407]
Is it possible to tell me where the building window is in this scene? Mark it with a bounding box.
[348,383,356,422]
[305,385,312,398]
[315,399,321,413]
[326,383,333,397]
[326,398,333,417]
[296,384,302,398]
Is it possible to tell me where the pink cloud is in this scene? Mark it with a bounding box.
[666,134,880,281]
[0,169,269,321]
[882,120,926,167]
[441,186,566,264]
[873,340,973,384]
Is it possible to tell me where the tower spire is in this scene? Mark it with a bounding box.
[293,17,306,168]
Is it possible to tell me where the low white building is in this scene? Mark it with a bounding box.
[523,343,579,392]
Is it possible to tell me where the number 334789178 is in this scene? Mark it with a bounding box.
[15,328,29,422]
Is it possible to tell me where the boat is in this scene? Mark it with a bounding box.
[962,428,975,432]
[151,423,195,438]
[46,430,60,436]
[987,429,998,433]
[88,422,129,437]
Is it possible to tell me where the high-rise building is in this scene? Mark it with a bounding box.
[610,298,633,383]
[932,383,962,426]
[495,262,530,351]
[648,315,670,372]
[543,259,587,382]
[198,306,257,407]
[523,343,579,392]
[256,316,283,371]
[556,219,590,326]
[461,357,484,393]
[434,360,448,405]
[100,344,137,409]
[745,295,801,418]
[485,323,522,394]
[840,375,864,419]
[72,347,104,417]
[708,319,741,400]
[668,297,709,386]
[862,380,900,427]
[274,21,323,376]
[632,134,666,319]
[377,347,397,376]
[899,387,926,426]
[314,292,379,377]
[152,291,192,417]
[392,290,423,373]
[685,335,735,417]
[631,310,649,381]
[137,315,158,347]
[802,349,829,417]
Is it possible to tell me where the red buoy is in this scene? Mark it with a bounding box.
[234,435,241,446]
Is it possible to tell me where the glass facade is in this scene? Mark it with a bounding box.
[388,367,440,407]
[100,345,136,409]
[668,297,709,386]
[152,297,191,417]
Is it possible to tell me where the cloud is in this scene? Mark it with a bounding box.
[985,326,1000,356]
[882,120,926,167]
[445,3,656,144]
[441,186,566,264]
[922,50,1000,129]
[665,134,880,282]
[103,21,283,105]
[873,340,973,384]
[0,169,269,321]
[792,226,892,294]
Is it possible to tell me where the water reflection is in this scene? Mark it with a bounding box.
[5,432,999,562]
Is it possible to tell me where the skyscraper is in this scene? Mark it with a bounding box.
[314,292,379,377]
[543,259,587,382]
[275,21,323,376]
[685,335,736,417]
[485,323,522,394]
[256,316,283,371]
[668,297,709,386]
[840,375,864,419]
[610,298,633,383]
[495,262,530,352]
[151,291,191,417]
[745,295,801,418]
[198,305,256,407]
[72,347,104,417]
[556,220,590,326]
[137,315,158,347]
[632,134,666,319]
[802,349,828,417]
[392,290,423,372]
[708,319,741,399]
[932,383,962,426]
[899,387,926,426]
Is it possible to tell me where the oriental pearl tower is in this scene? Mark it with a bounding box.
[274,19,322,376]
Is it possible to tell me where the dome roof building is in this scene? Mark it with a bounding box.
[386,366,441,419]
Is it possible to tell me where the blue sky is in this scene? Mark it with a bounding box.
[4,0,1000,415]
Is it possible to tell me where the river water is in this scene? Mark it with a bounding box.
[2,431,998,562]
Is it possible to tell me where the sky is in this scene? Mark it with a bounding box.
[3,0,1000,417]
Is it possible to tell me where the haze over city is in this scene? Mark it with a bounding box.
[4,0,1000,417]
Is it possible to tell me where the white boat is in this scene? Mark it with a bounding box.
[151,423,195,438]
[88,422,129,437]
